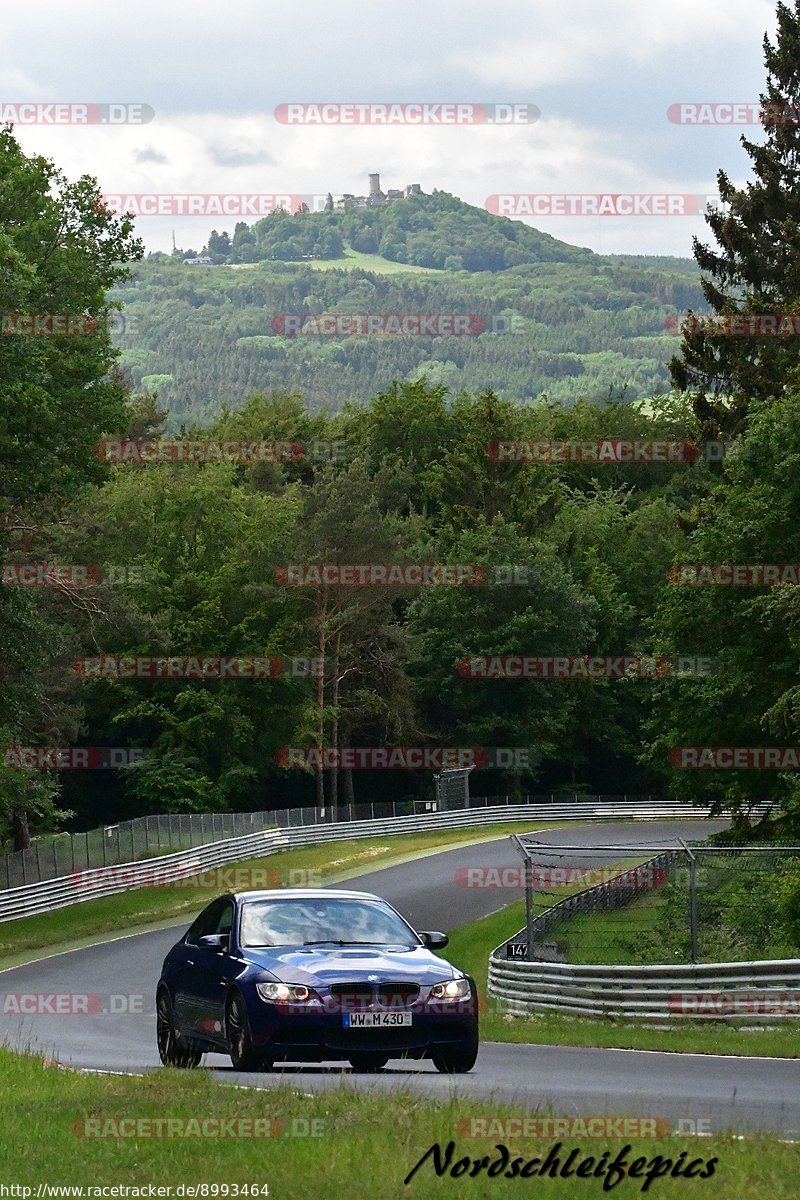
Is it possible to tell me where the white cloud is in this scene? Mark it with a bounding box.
[452,0,775,87]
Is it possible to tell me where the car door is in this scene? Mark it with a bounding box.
[183,897,239,1045]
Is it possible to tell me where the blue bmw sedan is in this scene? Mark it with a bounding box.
[156,888,479,1073]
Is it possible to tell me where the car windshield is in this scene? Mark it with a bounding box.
[239,897,420,948]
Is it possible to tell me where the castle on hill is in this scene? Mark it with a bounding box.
[336,173,422,210]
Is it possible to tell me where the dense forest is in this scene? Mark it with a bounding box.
[5,375,800,841]
[4,0,800,854]
[111,236,703,422]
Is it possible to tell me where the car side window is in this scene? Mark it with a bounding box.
[185,898,230,945]
[216,900,234,936]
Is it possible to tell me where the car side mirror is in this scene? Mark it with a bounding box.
[197,933,229,951]
[420,931,448,950]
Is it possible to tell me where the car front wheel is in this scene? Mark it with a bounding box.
[156,989,202,1068]
[431,1032,478,1074]
[227,992,270,1072]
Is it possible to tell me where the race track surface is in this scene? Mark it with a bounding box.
[3,819,797,1137]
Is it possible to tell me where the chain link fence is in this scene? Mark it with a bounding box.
[505,838,800,965]
[0,793,674,890]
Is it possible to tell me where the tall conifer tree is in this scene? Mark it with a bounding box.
[670,1,800,438]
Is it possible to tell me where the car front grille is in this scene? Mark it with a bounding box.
[328,981,420,1009]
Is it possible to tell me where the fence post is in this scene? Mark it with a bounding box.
[525,856,535,962]
[680,840,699,963]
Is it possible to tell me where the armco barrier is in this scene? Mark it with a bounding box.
[488,955,800,1022]
[0,801,720,922]
[0,794,677,888]
[489,827,799,1022]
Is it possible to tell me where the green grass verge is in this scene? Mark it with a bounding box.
[0,1048,795,1196]
[441,902,800,1058]
[0,821,570,969]
[557,887,666,964]
[554,878,797,966]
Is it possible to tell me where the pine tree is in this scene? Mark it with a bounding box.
[670,1,800,439]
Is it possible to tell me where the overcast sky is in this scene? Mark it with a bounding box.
[2,0,780,257]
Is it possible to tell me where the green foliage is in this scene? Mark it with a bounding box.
[643,391,800,833]
[120,755,224,814]
[670,0,800,437]
[109,222,703,423]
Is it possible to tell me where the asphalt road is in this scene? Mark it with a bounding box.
[3,818,798,1137]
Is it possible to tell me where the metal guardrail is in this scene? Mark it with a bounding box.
[0,793,675,889]
[489,824,800,1021]
[488,955,800,1022]
[0,801,719,922]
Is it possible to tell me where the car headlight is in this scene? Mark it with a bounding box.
[430,977,471,1001]
[256,982,317,1004]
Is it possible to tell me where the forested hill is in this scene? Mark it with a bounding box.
[110,193,704,428]
[195,190,598,271]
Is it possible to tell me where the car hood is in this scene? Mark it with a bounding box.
[241,945,458,986]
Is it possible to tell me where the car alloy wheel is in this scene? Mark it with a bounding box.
[226,991,269,1072]
[156,989,202,1068]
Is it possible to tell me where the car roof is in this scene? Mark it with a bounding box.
[231,888,385,902]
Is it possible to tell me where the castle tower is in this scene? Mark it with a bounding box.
[368,172,381,196]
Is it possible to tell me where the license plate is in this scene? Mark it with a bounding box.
[343,1012,412,1028]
